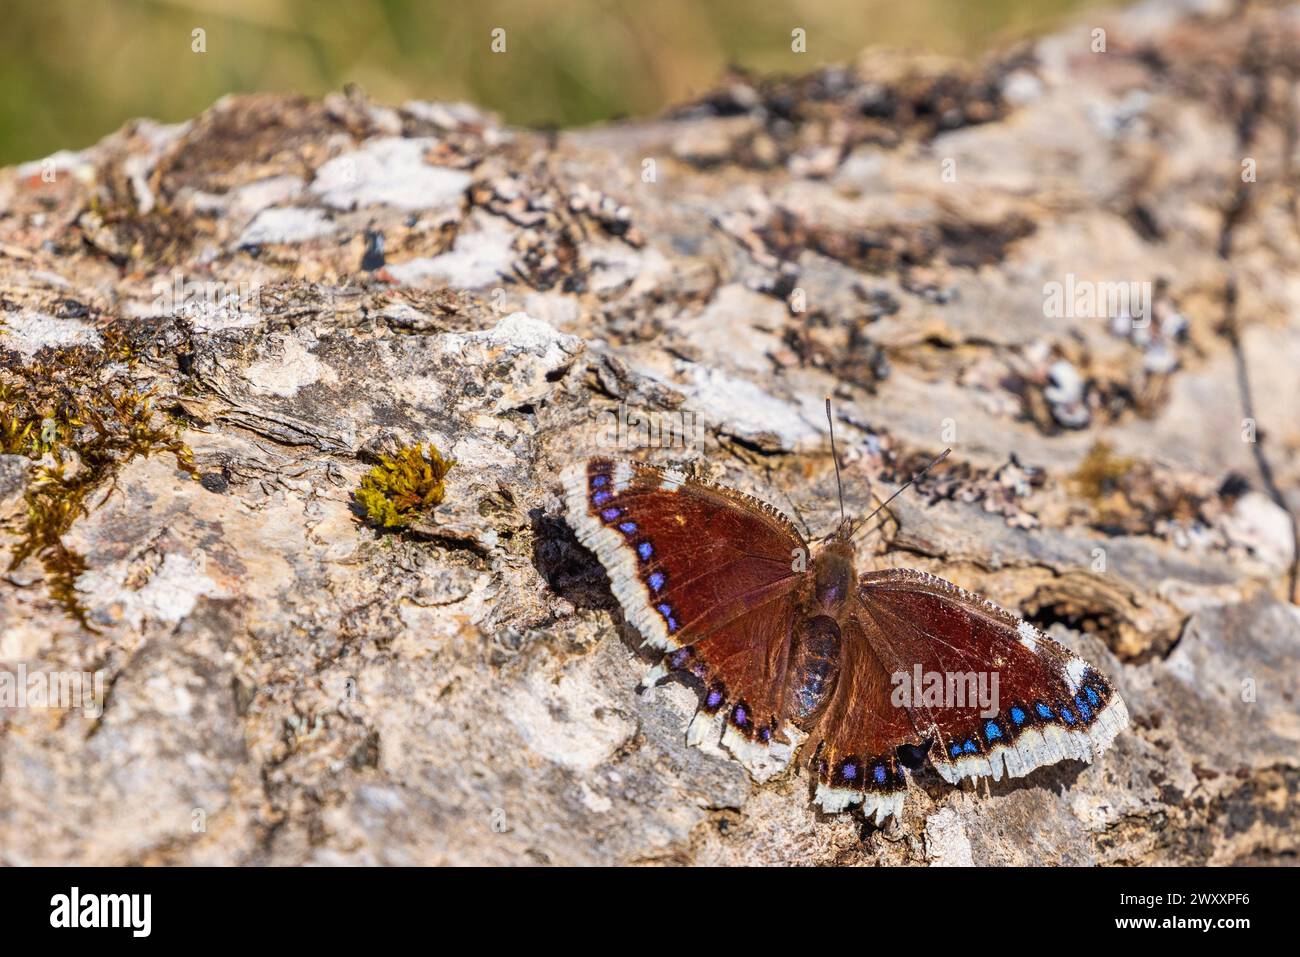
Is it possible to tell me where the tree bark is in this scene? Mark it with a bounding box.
[0,0,1296,865]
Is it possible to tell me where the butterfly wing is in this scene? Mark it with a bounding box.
[810,567,1128,822]
[563,457,808,780]
[673,591,807,782]
[802,614,920,823]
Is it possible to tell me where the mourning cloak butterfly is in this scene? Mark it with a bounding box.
[562,446,1128,824]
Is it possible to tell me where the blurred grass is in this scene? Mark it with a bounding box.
[0,0,1107,164]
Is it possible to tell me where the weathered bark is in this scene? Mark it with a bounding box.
[0,0,1296,865]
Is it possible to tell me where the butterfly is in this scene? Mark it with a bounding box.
[561,437,1128,824]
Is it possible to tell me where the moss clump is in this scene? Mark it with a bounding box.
[0,325,197,628]
[354,444,455,529]
[1071,442,1134,502]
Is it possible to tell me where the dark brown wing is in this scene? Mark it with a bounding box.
[563,456,809,779]
[673,591,804,782]
[808,568,1128,822]
[802,615,918,822]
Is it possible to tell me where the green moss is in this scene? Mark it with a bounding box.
[354,444,455,529]
[1071,442,1134,501]
[0,325,197,629]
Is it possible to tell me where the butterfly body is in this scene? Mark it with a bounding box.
[811,539,855,609]
[783,541,861,728]
[562,456,1128,823]
[787,612,842,725]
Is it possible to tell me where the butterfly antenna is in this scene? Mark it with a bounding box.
[850,447,952,541]
[825,398,846,530]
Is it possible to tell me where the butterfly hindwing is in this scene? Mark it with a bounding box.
[803,615,920,823]
[671,592,804,782]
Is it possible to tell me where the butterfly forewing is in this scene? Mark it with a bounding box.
[564,456,809,777]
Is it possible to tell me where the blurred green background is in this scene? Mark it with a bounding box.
[0,0,1105,165]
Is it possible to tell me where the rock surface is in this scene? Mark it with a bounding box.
[0,0,1297,865]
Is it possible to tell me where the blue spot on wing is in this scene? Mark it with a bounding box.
[1036,702,1053,719]
[1085,686,1100,707]
[962,740,977,754]
[648,571,665,592]
[591,474,609,488]
[873,765,887,784]
[1060,707,1076,725]
[637,542,653,561]
[1010,706,1026,725]
[985,721,1002,741]
[592,490,612,506]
